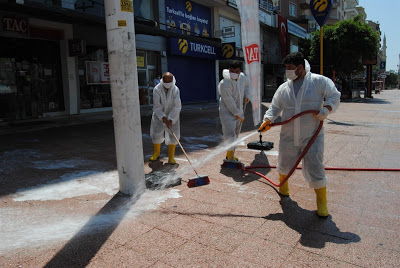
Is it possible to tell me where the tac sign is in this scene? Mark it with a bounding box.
[310,0,333,27]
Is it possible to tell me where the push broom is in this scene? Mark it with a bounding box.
[168,127,210,188]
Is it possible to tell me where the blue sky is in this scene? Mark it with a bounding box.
[361,0,400,72]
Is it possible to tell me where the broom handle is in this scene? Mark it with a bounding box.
[237,100,248,135]
[168,127,199,177]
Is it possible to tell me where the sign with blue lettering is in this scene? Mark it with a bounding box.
[165,0,211,37]
[168,38,217,59]
[310,0,333,27]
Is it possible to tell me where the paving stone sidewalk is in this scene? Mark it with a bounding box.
[1,90,399,267]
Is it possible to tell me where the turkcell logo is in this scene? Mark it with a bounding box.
[221,43,235,59]
[310,0,332,27]
[178,39,188,54]
[169,38,217,59]
[185,0,192,12]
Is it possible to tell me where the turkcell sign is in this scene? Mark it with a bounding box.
[310,0,333,27]
[168,37,217,59]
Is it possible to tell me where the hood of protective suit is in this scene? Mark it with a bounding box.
[222,69,245,80]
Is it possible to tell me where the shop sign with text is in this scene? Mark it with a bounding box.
[2,16,29,35]
[168,38,217,59]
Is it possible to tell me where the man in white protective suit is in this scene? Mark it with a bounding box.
[258,52,341,217]
[218,60,255,162]
[149,72,182,164]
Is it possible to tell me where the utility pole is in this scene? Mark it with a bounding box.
[104,0,145,195]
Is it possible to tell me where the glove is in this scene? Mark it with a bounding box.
[315,107,330,121]
[236,115,244,123]
[165,119,173,129]
[258,119,271,132]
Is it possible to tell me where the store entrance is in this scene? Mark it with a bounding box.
[0,37,64,121]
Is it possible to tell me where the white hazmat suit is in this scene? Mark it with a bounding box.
[218,69,255,147]
[264,60,341,189]
[150,77,181,145]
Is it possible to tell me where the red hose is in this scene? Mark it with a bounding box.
[242,110,400,187]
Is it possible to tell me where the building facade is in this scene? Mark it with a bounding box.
[3,0,365,122]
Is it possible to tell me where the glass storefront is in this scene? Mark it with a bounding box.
[77,48,161,108]
[0,37,64,121]
[136,50,161,105]
[77,46,112,109]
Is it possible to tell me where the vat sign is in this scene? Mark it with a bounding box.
[2,16,29,35]
[244,44,259,64]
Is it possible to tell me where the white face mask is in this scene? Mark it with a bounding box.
[163,82,173,89]
[229,72,239,80]
[286,67,298,81]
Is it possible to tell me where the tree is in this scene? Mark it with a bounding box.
[386,73,399,88]
[309,15,379,95]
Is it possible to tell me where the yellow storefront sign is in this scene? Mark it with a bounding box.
[120,0,133,13]
[137,56,145,68]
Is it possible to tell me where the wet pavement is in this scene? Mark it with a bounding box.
[1,90,400,267]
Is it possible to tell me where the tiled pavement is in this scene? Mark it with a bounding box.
[1,90,399,267]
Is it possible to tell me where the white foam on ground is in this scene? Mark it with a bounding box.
[183,135,222,143]
[1,189,180,254]
[2,131,260,253]
[0,149,42,173]
[13,171,119,201]
[32,159,97,169]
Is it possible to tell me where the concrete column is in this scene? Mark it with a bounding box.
[104,0,145,195]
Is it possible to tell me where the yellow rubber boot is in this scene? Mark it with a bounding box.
[168,145,176,164]
[279,173,290,196]
[226,150,238,161]
[314,187,329,217]
[149,144,161,161]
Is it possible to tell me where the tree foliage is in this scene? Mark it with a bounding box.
[309,15,379,81]
[386,73,399,88]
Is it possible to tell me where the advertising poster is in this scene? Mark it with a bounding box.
[86,61,110,85]
[165,0,211,37]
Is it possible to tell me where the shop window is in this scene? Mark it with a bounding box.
[134,0,155,20]
[0,37,64,120]
[78,47,112,110]
[136,50,161,105]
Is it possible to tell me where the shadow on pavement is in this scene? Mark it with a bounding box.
[220,151,274,185]
[44,192,139,268]
[264,197,361,249]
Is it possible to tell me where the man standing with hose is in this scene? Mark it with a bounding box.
[258,52,341,217]
[149,72,181,164]
[219,60,255,162]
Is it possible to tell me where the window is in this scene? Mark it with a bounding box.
[259,0,273,11]
[289,2,296,17]
[134,0,155,20]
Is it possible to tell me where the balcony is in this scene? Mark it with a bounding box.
[299,0,310,10]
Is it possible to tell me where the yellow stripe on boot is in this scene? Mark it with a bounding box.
[279,173,289,196]
[226,150,238,161]
[149,144,161,161]
[168,144,176,164]
[314,186,329,217]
